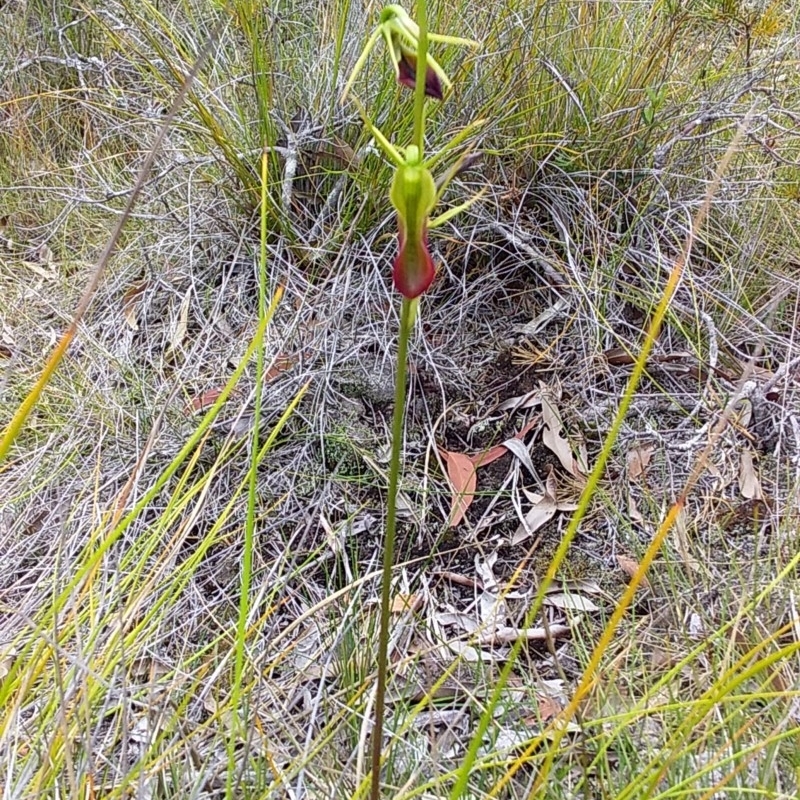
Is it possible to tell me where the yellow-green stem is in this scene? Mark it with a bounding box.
[228,147,271,798]
[370,296,416,800]
[412,0,428,156]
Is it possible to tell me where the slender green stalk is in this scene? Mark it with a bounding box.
[227,148,271,798]
[412,0,428,155]
[370,297,416,800]
[330,0,353,123]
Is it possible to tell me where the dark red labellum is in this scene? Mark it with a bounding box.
[397,53,443,100]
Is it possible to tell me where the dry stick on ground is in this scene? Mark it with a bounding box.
[0,13,230,463]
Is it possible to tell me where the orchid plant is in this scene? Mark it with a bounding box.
[340,4,480,798]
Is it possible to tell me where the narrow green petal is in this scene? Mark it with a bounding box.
[429,188,487,229]
[340,26,382,102]
[427,32,480,48]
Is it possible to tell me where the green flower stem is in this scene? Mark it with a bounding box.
[412,0,428,155]
[370,296,416,800]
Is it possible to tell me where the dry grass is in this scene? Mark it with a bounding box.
[1,0,800,797]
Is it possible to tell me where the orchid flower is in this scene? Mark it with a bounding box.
[341,4,478,102]
[388,142,486,298]
[342,4,484,299]
[390,145,437,298]
[357,114,486,299]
